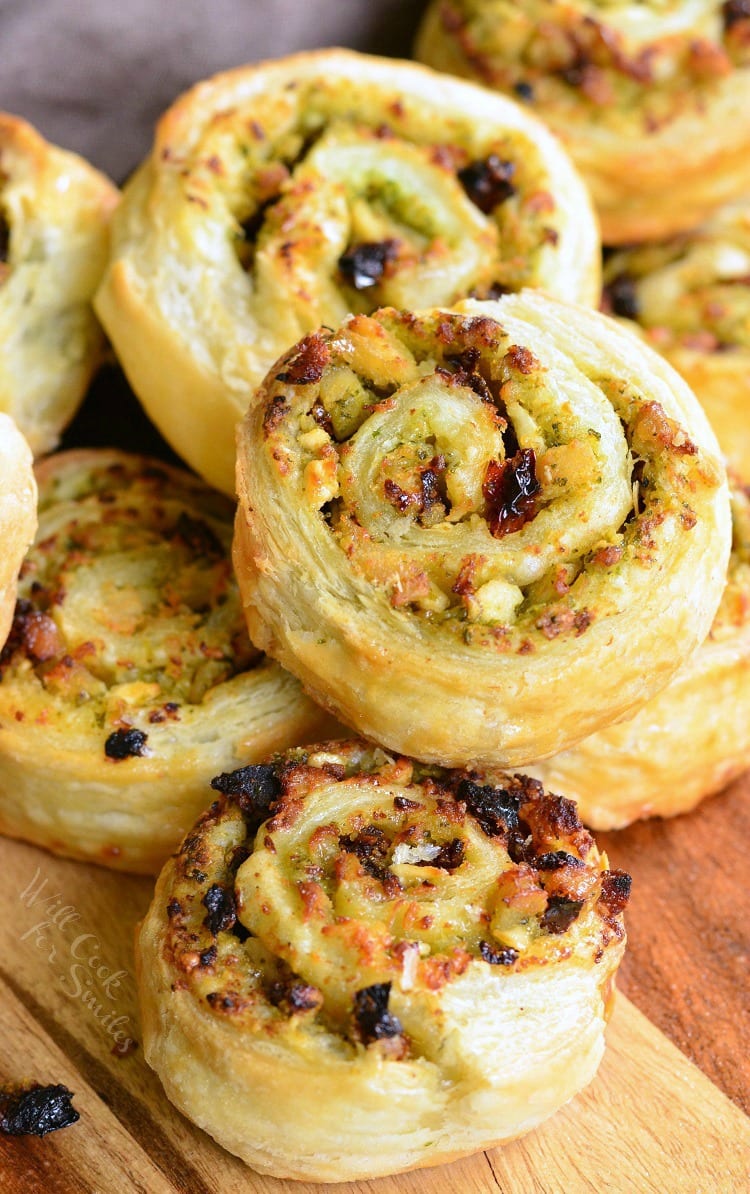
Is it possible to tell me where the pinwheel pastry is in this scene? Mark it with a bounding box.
[0,450,337,874]
[0,414,36,649]
[0,113,118,454]
[94,48,600,494]
[415,1,750,244]
[137,739,629,1182]
[602,199,750,477]
[234,291,730,768]
[527,475,750,827]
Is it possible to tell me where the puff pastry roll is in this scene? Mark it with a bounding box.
[234,292,731,768]
[0,450,336,873]
[0,114,118,454]
[0,414,36,650]
[527,476,750,828]
[415,1,750,244]
[602,200,750,477]
[94,48,600,494]
[137,740,629,1182]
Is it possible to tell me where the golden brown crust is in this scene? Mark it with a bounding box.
[527,476,750,827]
[234,293,731,768]
[0,113,118,453]
[137,740,628,1181]
[416,1,750,243]
[94,48,600,494]
[0,449,337,873]
[0,414,37,649]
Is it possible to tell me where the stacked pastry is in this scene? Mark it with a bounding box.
[0,35,745,1183]
[414,1,750,827]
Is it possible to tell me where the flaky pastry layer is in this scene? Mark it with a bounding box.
[137,740,628,1181]
[0,450,336,873]
[234,293,730,768]
[0,113,118,454]
[528,478,750,826]
[94,48,599,493]
[416,1,750,243]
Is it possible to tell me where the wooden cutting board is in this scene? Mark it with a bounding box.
[0,804,748,1193]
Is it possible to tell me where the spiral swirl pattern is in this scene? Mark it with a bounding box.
[137,740,629,1181]
[416,1,750,242]
[94,49,600,492]
[0,450,336,871]
[235,292,730,767]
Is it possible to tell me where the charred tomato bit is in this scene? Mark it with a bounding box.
[0,1083,79,1137]
[104,728,148,760]
[238,197,278,253]
[353,982,403,1044]
[384,456,447,521]
[458,155,516,214]
[171,512,223,560]
[393,795,421,811]
[507,819,535,865]
[339,825,391,882]
[513,81,534,102]
[481,282,512,300]
[275,333,331,385]
[416,837,465,872]
[599,869,632,914]
[540,896,584,934]
[0,211,9,263]
[457,779,520,836]
[535,850,585,871]
[199,944,218,968]
[479,939,518,966]
[202,884,237,935]
[483,449,540,538]
[268,979,323,1014]
[338,239,399,290]
[0,599,55,669]
[210,764,281,825]
[440,355,493,401]
[602,273,640,320]
[310,400,334,437]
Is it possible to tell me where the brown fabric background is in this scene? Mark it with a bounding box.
[0,0,426,182]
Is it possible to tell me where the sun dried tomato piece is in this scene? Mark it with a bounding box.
[0,1083,79,1137]
[458,155,516,214]
[202,884,237,935]
[338,240,399,290]
[211,764,281,822]
[603,273,640,319]
[483,449,540,537]
[104,728,148,760]
[353,983,403,1044]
